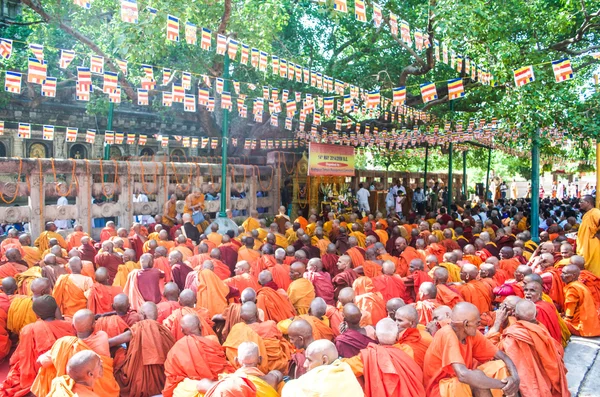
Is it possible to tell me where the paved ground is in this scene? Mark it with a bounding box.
[565,336,600,396]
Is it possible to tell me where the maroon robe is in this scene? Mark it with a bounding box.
[321,253,340,279]
[78,243,98,264]
[304,271,335,305]
[335,329,377,358]
[128,234,145,261]
[219,244,239,275]
[94,252,123,284]
[332,268,359,300]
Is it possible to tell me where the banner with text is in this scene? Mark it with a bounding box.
[308,142,355,176]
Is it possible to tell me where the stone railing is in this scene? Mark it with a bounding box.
[0,157,284,238]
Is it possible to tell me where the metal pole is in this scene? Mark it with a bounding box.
[218,56,230,218]
[103,102,114,160]
[531,129,540,242]
[423,144,429,191]
[447,142,453,208]
[462,150,467,199]
[485,147,492,200]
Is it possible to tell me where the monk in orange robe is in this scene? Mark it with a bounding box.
[523,278,564,345]
[431,267,462,308]
[372,260,409,302]
[537,253,566,311]
[561,264,600,336]
[224,261,260,294]
[425,235,446,263]
[395,238,422,277]
[7,277,51,335]
[0,229,22,257]
[458,264,493,315]
[346,241,366,268]
[0,295,74,397]
[52,257,93,317]
[352,277,387,326]
[361,247,383,278]
[237,238,262,274]
[66,225,89,251]
[162,289,217,340]
[462,244,483,268]
[31,309,120,397]
[35,222,68,252]
[206,249,233,280]
[99,221,117,243]
[255,247,290,290]
[499,300,569,397]
[172,236,194,261]
[163,313,234,397]
[498,247,521,276]
[46,350,104,397]
[21,235,42,268]
[479,264,500,293]
[94,312,130,339]
[570,254,600,310]
[224,302,292,374]
[256,270,296,322]
[423,302,520,397]
[0,248,28,278]
[87,268,123,315]
[415,282,441,325]
[294,210,308,231]
[287,262,315,315]
[185,264,230,317]
[113,302,176,397]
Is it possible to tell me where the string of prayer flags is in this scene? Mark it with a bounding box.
[201,28,212,50]
[90,55,104,74]
[73,0,91,9]
[29,43,44,62]
[43,125,54,140]
[162,91,173,106]
[355,0,366,21]
[18,123,31,139]
[117,59,128,76]
[115,132,124,144]
[334,0,348,12]
[182,72,192,90]
[373,2,382,28]
[42,77,56,97]
[367,90,380,108]
[513,65,535,87]
[222,92,233,110]
[228,38,238,60]
[216,34,227,55]
[420,82,437,103]
[127,133,136,145]
[552,59,573,82]
[104,131,114,144]
[120,0,138,23]
[27,58,47,84]
[185,22,197,45]
[184,94,196,111]
[85,129,96,144]
[66,127,78,142]
[162,68,172,85]
[108,87,121,103]
[103,71,118,93]
[392,87,406,106]
[447,78,465,100]
[167,15,180,42]
[0,38,12,60]
[389,13,398,35]
[172,82,184,102]
[137,89,149,105]
[138,134,147,145]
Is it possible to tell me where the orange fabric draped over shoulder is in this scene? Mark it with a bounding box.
[415,299,441,325]
[87,283,123,314]
[195,269,230,317]
[163,334,234,397]
[363,261,383,278]
[372,274,409,302]
[287,278,315,315]
[579,270,600,309]
[346,247,365,267]
[162,306,216,341]
[458,279,493,314]
[435,284,463,308]
[210,258,232,280]
[52,275,88,317]
[256,287,296,323]
[94,314,130,338]
[224,273,260,295]
[397,246,422,277]
[396,328,432,370]
[297,314,335,341]
[563,281,600,336]
[499,258,521,276]
[247,321,293,374]
[6,295,36,335]
[223,322,270,374]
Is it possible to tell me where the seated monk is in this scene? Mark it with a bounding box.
[242,209,261,233]
[523,276,565,345]
[311,227,330,256]
[394,305,432,370]
[423,302,520,397]
[255,245,290,290]
[287,319,315,379]
[7,277,53,335]
[462,244,484,268]
[277,297,335,342]
[184,261,231,318]
[67,249,95,281]
[425,305,453,337]
[321,243,340,278]
[112,302,176,396]
[484,296,521,342]
[47,350,103,397]
[223,302,292,374]
[94,241,122,284]
[498,247,521,276]
[345,236,366,268]
[304,258,334,305]
[352,277,387,326]
[358,247,383,278]
[435,252,462,283]
[536,253,566,311]
[224,260,260,295]
[256,270,297,323]
[87,267,123,315]
[169,250,193,291]
[554,242,574,269]
[457,264,493,315]
[0,295,74,397]
[440,228,460,252]
[31,309,120,397]
[35,222,68,252]
[431,267,462,308]
[281,339,363,396]
[237,237,261,275]
[415,282,441,325]
[99,221,117,243]
[404,258,433,303]
[208,248,233,280]
[343,318,426,397]
[349,223,367,248]
[53,257,93,317]
[396,237,425,277]
[152,246,173,284]
[335,303,377,358]
[162,289,216,341]
[493,265,531,302]
[107,293,142,328]
[162,314,234,397]
[76,236,97,265]
[0,229,23,258]
[425,235,446,264]
[479,263,500,291]
[288,261,315,315]
[123,253,165,311]
[213,288,266,341]
[372,260,409,302]
[561,264,600,336]
[40,253,68,289]
[0,248,28,278]
[172,235,194,262]
[571,255,600,310]
[19,233,42,268]
[157,282,181,323]
[331,255,359,300]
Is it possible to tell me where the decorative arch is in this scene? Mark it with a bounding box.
[69,143,88,159]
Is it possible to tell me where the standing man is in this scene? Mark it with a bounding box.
[356,183,370,213]
[576,195,600,276]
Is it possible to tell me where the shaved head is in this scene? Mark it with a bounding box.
[72,309,95,335]
[514,299,537,322]
[309,297,327,319]
[180,314,201,336]
[419,282,437,299]
[66,350,102,386]
[304,339,339,372]
[375,318,399,345]
[395,305,418,331]
[386,298,406,319]
[179,289,197,307]
[342,303,362,326]
[288,319,314,350]
[337,287,355,306]
[140,301,158,320]
[241,287,257,303]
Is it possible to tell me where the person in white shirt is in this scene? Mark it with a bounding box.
[134,193,152,224]
[385,188,395,213]
[356,183,370,212]
[55,195,70,230]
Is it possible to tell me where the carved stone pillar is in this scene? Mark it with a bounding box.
[248,169,257,212]
[29,172,45,238]
[118,169,133,230]
[271,166,281,215]
[76,172,92,235]
[156,163,168,214]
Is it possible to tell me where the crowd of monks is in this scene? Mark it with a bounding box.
[0,194,599,396]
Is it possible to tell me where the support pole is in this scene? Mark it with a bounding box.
[447,142,453,208]
[597,140,600,208]
[462,150,467,199]
[485,147,492,200]
[423,144,429,191]
[531,129,540,242]
[219,56,230,218]
[103,102,114,161]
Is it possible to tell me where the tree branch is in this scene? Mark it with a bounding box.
[4,20,45,26]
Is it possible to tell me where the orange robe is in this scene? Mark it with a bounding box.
[374,230,389,246]
[256,287,296,323]
[87,283,123,314]
[435,284,463,308]
[498,258,521,276]
[52,274,88,317]
[396,328,432,370]
[163,334,234,397]
[415,299,440,325]
[372,274,409,302]
[22,246,42,268]
[211,258,233,280]
[6,295,36,335]
[66,232,88,251]
[112,261,140,289]
[0,319,74,397]
[114,319,175,397]
[256,255,290,290]
[541,268,566,311]
[162,306,216,341]
[362,260,383,278]
[397,246,423,277]
[157,301,180,324]
[94,315,130,338]
[425,243,446,264]
[100,227,117,243]
[224,273,260,294]
[0,262,27,279]
[354,292,387,326]
[500,321,569,397]
[346,246,366,268]
[579,270,600,310]
[458,279,493,314]
[294,216,308,231]
[237,247,261,274]
[193,269,230,317]
[188,253,211,269]
[563,281,600,336]
[287,278,315,315]
[47,376,99,397]
[462,254,483,268]
[297,314,335,341]
[173,245,194,261]
[0,238,21,257]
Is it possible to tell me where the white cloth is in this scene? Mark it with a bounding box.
[55,196,70,230]
[356,188,370,211]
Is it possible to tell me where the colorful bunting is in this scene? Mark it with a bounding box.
[201,28,212,50]
[420,82,437,103]
[184,94,196,111]
[66,127,78,142]
[85,129,96,144]
[29,43,44,62]
[552,59,573,82]
[0,38,13,60]
[27,58,47,84]
[43,125,54,141]
[18,123,31,139]
[392,87,406,106]
[167,15,180,42]
[513,65,535,87]
[41,77,57,97]
[448,78,464,100]
[120,0,138,23]
[355,0,366,21]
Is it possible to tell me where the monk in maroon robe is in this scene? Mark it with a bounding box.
[335,303,377,358]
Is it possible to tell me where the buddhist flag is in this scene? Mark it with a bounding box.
[400,20,411,45]
[216,34,227,55]
[286,99,297,117]
[240,44,249,64]
[90,55,104,74]
[138,89,149,105]
[420,82,437,103]
[184,94,196,111]
[66,127,78,142]
[513,65,535,87]
[222,92,232,110]
[42,77,56,97]
[183,137,191,147]
[211,138,218,149]
[29,43,44,62]
[389,13,398,35]
[393,86,406,106]
[76,81,90,101]
[162,91,173,106]
[127,133,136,145]
[117,59,128,76]
[141,77,155,90]
[552,59,573,82]
[138,134,147,145]
[198,88,209,105]
[251,48,259,68]
[85,129,96,143]
[108,87,121,103]
[77,67,92,92]
[182,72,192,90]
[115,132,124,144]
[334,0,347,12]
[285,117,293,130]
[201,28,212,50]
[5,71,22,94]
[233,80,240,94]
[172,82,184,102]
[27,58,47,84]
[0,38,13,60]
[324,97,334,115]
[201,137,209,148]
[18,123,31,139]
[367,90,380,108]
[73,0,91,9]
[43,125,54,140]
[373,2,382,27]
[259,51,268,71]
[162,68,172,85]
[121,0,138,23]
[355,0,366,21]
[105,131,115,145]
[141,64,154,80]
[228,38,238,60]
[185,22,197,45]
[103,71,118,93]
[0,121,3,135]
[167,15,180,42]
[447,78,464,100]
[414,30,423,50]
[58,49,76,69]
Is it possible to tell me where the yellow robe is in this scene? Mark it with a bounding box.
[242,217,260,233]
[349,231,367,248]
[577,208,600,276]
[323,221,334,235]
[287,278,315,315]
[112,261,140,288]
[34,231,67,253]
[281,359,363,396]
